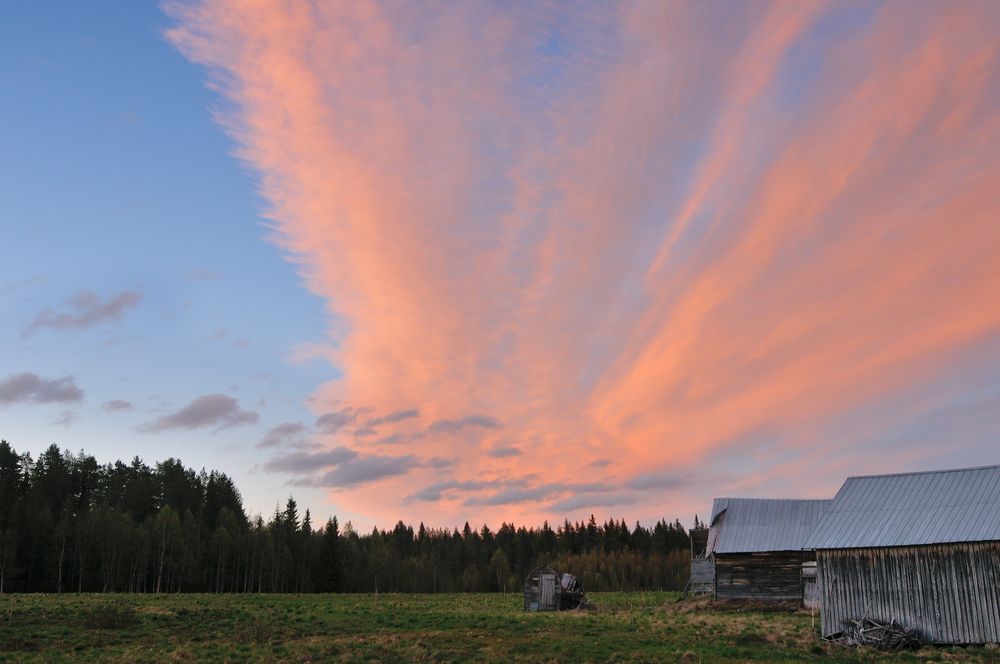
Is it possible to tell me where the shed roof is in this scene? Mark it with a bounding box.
[803,464,1000,549]
[707,498,831,554]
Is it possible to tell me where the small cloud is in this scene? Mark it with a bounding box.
[0,372,84,405]
[626,471,690,491]
[293,453,416,488]
[52,410,78,427]
[288,341,338,365]
[428,414,502,434]
[587,459,612,468]
[316,407,362,434]
[231,339,250,348]
[424,456,453,468]
[24,290,141,336]
[367,409,420,427]
[0,275,47,296]
[263,446,358,473]
[463,481,613,507]
[138,394,258,433]
[185,269,221,281]
[405,479,493,503]
[353,425,377,438]
[487,444,521,458]
[375,431,424,446]
[258,422,310,448]
[548,492,642,513]
[464,485,553,506]
[102,399,134,412]
[211,328,230,340]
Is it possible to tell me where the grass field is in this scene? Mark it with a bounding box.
[0,592,996,663]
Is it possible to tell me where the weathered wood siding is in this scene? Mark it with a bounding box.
[689,558,714,595]
[802,561,819,609]
[818,542,1000,644]
[715,551,804,600]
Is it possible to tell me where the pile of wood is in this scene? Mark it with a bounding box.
[559,573,591,610]
[829,617,923,650]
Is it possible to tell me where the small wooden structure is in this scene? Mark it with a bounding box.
[805,465,1000,644]
[524,567,561,611]
[687,527,713,595]
[523,567,587,611]
[697,497,830,603]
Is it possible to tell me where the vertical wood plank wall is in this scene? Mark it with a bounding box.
[818,542,1000,644]
[689,558,714,595]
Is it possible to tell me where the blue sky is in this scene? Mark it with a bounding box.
[1,2,338,521]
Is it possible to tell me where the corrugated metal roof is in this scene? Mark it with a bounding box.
[804,464,1000,549]
[707,498,832,554]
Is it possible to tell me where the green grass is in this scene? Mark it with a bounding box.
[0,592,994,662]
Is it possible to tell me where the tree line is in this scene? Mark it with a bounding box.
[0,440,694,594]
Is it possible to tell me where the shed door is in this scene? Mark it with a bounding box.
[540,573,557,608]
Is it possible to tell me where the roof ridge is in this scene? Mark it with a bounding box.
[845,463,1000,481]
[714,497,832,503]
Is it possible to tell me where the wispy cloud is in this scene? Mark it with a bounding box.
[52,410,79,427]
[24,290,141,335]
[263,446,358,473]
[102,399,134,412]
[487,444,521,458]
[367,409,420,427]
[168,1,1000,523]
[315,407,363,434]
[0,372,84,405]
[258,422,310,448]
[138,394,258,433]
[293,453,417,488]
[0,275,47,296]
[405,479,495,503]
[185,269,221,281]
[428,415,502,434]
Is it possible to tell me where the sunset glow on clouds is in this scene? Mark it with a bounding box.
[2,2,998,529]
[156,0,1000,526]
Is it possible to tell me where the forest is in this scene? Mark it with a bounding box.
[0,440,694,594]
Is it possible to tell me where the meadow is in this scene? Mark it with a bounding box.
[0,592,995,663]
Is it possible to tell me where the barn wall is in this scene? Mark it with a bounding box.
[818,542,1000,644]
[714,551,804,600]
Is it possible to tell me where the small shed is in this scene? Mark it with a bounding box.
[804,464,1000,644]
[523,567,587,611]
[705,497,830,602]
[523,567,561,611]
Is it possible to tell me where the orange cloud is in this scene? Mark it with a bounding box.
[167,0,1000,527]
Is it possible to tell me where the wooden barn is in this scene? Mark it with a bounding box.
[702,497,830,602]
[805,464,1000,644]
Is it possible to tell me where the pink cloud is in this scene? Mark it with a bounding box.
[167,1,1000,526]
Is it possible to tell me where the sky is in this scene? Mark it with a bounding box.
[2,1,999,531]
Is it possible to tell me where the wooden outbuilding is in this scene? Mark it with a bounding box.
[701,497,830,603]
[523,567,588,611]
[805,464,1000,644]
[523,567,561,611]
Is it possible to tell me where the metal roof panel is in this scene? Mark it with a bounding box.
[804,464,1000,549]
[707,498,831,553]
